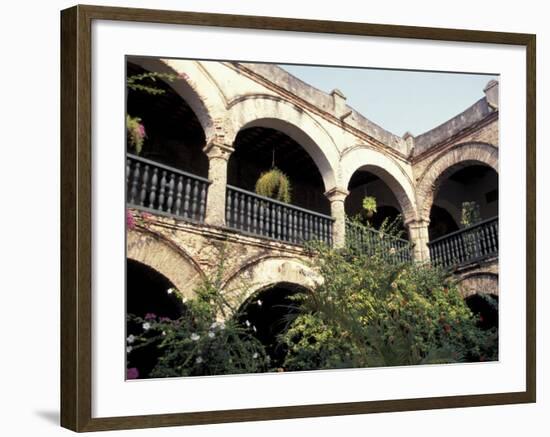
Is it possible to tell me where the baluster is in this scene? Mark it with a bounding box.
[258,201,264,236]
[478,224,487,256]
[276,205,282,240]
[304,214,310,242]
[297,212,303,244]
[126,159,131,198]
[183,178,191,219]
[225,190,232,227]
[129,162,140,205]
[191,180,199,220]
[239,193,246,231]
[166,173,175,214]
[232,190,239,229]
[246,195,252,232]
[139,164,149,206]
[174,176,183,216]
[158,170,167,211]
[281,208,288,241]
[199,182,207,222]
[489,221,498,253]
[252,198,258,234]
[148,167,158,209]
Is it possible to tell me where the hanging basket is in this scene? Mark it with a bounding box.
[255,168,292,203]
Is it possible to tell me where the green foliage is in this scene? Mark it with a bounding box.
[255,168,292,203]
[362,196,377,214]
[461,201,481,227]
[126,71,181,95]
[126,247,268,378]
[281,223,498,371]
[126,115,146,154]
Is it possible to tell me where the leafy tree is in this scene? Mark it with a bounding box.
[280,219,498,371]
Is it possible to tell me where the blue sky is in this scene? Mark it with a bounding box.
[280,64,498,136]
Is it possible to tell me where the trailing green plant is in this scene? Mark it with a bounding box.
[126,246,269,378]
[255,168,292,203]
[461,201,481,227]
[362,196,377,215]
[280,222,498,371]
[126,115,146,154]
[126,71,182,95]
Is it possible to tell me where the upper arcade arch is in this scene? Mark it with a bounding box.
[416,142,498,221]
[226,95,339,191]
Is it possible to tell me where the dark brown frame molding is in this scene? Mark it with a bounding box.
[60,4,536,432]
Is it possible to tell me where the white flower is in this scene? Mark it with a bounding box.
[195,356,203,364]
[389,247,396,255]
[208,331,215,339]
[162,331,166,336]
[210,321,218,330]
[190,333,200,341]
[391,282,398,290]
[252,325,257,333]
[256,299,263,307]
[252,352,259,359]
[142,322,151,331]
[219,322,226,330]
[245,320,251,327]
[181,297,188,304]
[126,334,135,344]
[126,346,133,353]
[167,287,174,294]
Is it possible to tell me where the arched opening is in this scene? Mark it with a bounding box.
[345,169,408,238]
[237,282,307,369]
[126,259,186,379]
[465,293,499,330]
[228,126,331,215]
[126,61,209,177]
[429,163,498,238]
[429,205,459,240]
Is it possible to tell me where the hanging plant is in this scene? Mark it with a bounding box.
[126,115,147,154]
[362,196,377,218]
[461,201,481,227]
[255,168,292,203]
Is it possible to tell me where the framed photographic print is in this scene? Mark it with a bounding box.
[60,4,536,432]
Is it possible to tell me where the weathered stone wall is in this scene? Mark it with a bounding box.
[454,258,499,298]
[127,209,320,311]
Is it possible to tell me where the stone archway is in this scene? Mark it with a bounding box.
[416,142,498,221]
[127,229,204,300]
[222,255,320,310]
[457,272,499,298]
[227,95,339,191]
[129,57,227,143]
[341,146,418,225]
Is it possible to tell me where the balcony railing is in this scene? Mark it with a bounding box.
[345,220,413,263]
[126,153,210,222]
[226,185,334,245]
[428,216,498,269]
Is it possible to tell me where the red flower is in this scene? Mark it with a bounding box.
[443,324,451,334]
[126,210,135,229]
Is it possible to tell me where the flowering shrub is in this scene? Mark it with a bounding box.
[280,220,498,371]
[126,249,268,378]
[126,115,146,154]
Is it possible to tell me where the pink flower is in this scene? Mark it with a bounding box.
[136,123,146,139]
[177,72,189,80]
[126,367,139,379]
[144,313,156,320]
[159,316,170,322]
[126,210,135,229]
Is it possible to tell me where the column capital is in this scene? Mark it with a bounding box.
[324,186,349,202]
[203,141,234,161]
[405,217,430,229]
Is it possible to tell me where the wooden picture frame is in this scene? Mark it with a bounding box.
[60,4,536,432]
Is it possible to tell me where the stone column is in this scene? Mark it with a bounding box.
[407,219,431,262]
[324,187,350,248]
[203,141,234,227]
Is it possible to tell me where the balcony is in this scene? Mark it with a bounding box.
[428,216,498,269]
[346,220,413,263]
[126,153,210,222]
[226,185,334,245]
[126,154,498,268]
